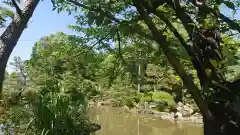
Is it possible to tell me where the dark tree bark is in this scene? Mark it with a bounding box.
[0,0,40,96]
[132,0,213,121]
[133,0,240,135]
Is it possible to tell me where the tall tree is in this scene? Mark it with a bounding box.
[0,0,40,95]
[52,0,240,134]
[10,56,27,86]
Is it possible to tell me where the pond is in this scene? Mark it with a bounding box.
[89,106,203,135]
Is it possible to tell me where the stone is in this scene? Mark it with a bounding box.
[97,100,112,107]
[123,105,130,112]
[97,102,102,107]
[88,101,95,107]
[177,106,183,112]
[144,102,148,109]
[177,102,183,107]
[148,102,159,109]
[182,105,194,117]
[175,112,183,119]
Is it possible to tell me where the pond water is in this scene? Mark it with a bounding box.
[89,106,203,135]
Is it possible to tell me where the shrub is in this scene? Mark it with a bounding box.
[140,95,152,103]
[1,85,101,135]
[151,91,176,106]
[124,97,136,108]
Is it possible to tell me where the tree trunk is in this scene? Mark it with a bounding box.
[203,118,219,135]
[133,0,213,120]
[0,0,40,95]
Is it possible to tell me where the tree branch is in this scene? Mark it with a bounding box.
[67,0,120,23]
[116,28,126,64]
[190,1,240,33]
[156,11,209,88]
[67,0,154,42]
[11,0,23,17]
[132,0,213,121]
[67,32,112,60]
[144,1,209,89]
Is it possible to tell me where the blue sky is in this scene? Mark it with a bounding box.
[2,0,78,72]
[1,1,238,73]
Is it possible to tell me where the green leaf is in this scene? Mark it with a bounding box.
[210,60,218,68]
[205,68,212,77]
[222,45,234,58]
[0,7,14,18]
[102,18,112,25]
[87,11,95,26]
[95,14,105,26]
[215,0,224,5]
[223,1,235,10]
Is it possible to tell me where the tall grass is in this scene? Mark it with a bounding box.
[1,86,100,135]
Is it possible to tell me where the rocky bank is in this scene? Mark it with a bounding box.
[89,100,203,124]
[135,102,203,124]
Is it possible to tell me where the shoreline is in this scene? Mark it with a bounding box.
[89,101,203,125]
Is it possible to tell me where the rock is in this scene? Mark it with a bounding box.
[177,106,183,112]
[135,103,140,109]
[176,102,184,112]
[176,102,194,117]
[97,102,102,107]
[161,113,172,120]
[137,109,154,115]
[175,112,183,119]
[88,101,95,106]
[144,102,148,109]
[97,100,112,107]
[182,105,194,117]
[177,102,183,107]
[123,105,130,112]
[148,102,158,109]
[83,123,101,133]
[148,101,168,111]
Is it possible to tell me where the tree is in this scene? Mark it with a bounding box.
[0,0,40,96]
[1,33,102,134]
[27,32,104,98]
[10,56,27,86]
[52,0,240,134]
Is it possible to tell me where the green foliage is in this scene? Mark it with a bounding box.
[4,0,240,132]
[151,91,176,106]
[2,73,97,135]
[0,7,13,27]
[140,95,152,103]
[0,0,16,27]
[1,33,104,134]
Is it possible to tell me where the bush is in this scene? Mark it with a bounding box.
[110,88,144,107]
[124,97,136,108]
[1,85,101,135]
[140,95,152,103]
[151,91,176,106]
[131,92,144,103]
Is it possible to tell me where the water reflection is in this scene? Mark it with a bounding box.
[89,106,203,135]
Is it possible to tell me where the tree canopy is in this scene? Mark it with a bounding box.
[2,0,240,135]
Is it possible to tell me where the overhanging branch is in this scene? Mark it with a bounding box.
[132,0,213,120]
[144,1,209,89]
[67,0,153,42]
[190,1,240,33]
[67,0,120,23]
